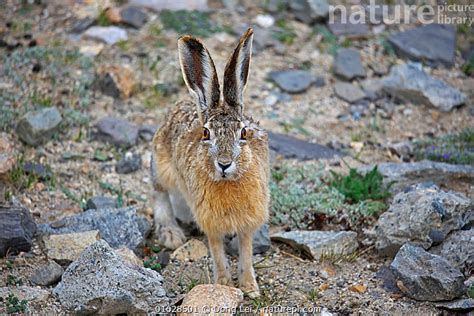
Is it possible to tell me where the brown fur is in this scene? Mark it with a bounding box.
[151,29,268,296]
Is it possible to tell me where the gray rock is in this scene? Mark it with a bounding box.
[116,152,142,174]
[95,117,139,148]
[30,261,64,286]
[22,162,52,180]
[227,224,271,256]
[83,26,128,45]
[271,230,358,260]
[314,76,325,87]
[139,125,158,141]
[431,229,473,276]
[44,230,100,263]
[38,207,147,252]
[252,26,274,51]
[0,205,37,257]
[266,0,288,13]
[375,266,401,294]
[328,16,370,38]
[53,240,168,314]
[268,70,316,93]
[435,298,474,311]
[390,243,465,301]
[70,17,95,33]
[268,132,342,160]
[154,82,179,96]
[289,0,329,24]
[129,0,208,12]
[333,48,365,81]
[333,82,366,103]
[120,7,148,29]
[95,72,121,99]
[16,107,62,146]
[86,196,118,210]
[360,161,474,194]
[375,183,472,257]
[388,24,456,67]
[382,63,465,112]
[360,79,384,101]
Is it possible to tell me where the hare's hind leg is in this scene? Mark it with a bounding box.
[238,230,260,298]
[151,187,186,249]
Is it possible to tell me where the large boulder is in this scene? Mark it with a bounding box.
[382,64,465,112]
[431,229,473,276]
[359,161,474,195]
[0,205,37,257]
[271,230,358,260]
[390,244,465,301]
[375,183,472,257]
[388,24,456,67]
[54,240,168,314]
[268,132,342,160]
[43,230,100,263]
[38,207,150,252]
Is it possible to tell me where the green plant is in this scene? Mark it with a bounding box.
[313,25,339,55]
[7,157,38,191]
[5,294,28,313]
[6,274,23,286]
[468,284,474,299]
[272,19,297,45]
[93,149,110,162]
[330,166,392,204]
[306,288,319,301]
[143,257,162,271]
[61,186,88,210]
[6,260,14,270]
[462,55,474,76]
[278,117,310,136]
[270,164,345,228]
[97,9,112,26]
[413,128,474,165]
[160,10,222,37]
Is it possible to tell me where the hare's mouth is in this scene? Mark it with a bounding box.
[214,160,237,179]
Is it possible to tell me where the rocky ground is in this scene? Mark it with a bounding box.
[0,0,473,314]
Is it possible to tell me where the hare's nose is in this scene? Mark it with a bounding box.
[218,161,232,171]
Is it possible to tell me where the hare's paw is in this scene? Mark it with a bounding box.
[239,275,260,298]
[216,274,232,286]
[155,225,186,250]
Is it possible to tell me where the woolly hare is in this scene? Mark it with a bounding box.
[150,28,269,297]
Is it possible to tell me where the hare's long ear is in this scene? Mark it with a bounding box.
[178,36,220,123]
[223,28,253,117]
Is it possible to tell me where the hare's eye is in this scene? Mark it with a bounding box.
[202,127,210,141]
[240,127,247,140]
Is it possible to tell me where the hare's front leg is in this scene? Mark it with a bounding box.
[151,186,186,250]
[208,233,231,285]
[238,230,260,298]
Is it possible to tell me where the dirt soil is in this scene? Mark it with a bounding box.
[0,0,473,314]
